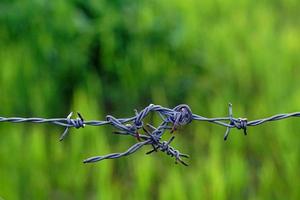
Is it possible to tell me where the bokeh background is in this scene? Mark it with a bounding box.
[0,0,300,199]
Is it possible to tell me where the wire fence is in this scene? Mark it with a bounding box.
[1,103,300,166]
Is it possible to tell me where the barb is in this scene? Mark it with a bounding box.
[1,103,300,166]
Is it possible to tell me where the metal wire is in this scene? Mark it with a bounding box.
[1,103,300,166]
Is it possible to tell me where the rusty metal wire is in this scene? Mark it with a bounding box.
[1,103,300,166]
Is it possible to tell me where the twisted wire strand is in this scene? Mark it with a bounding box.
[1,103,300,165]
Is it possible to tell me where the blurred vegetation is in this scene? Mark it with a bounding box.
[0,0,300,199]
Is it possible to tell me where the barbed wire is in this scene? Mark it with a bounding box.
[1,103,300,166]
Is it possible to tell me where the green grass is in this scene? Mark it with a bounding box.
[0,0,300,199]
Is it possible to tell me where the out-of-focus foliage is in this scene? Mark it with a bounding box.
[0,0,300,199]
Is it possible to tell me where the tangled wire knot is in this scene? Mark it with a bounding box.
[1,103,300,166]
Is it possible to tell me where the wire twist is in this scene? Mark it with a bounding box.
[1,103,300,166]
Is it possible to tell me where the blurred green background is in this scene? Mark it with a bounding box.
[0,0,300,199]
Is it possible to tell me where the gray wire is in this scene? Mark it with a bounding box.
[1,103,300,165]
